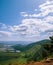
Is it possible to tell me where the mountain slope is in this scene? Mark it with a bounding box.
[23,39,52,61]
[24,39,50,51]
[11,39,52,61]
[12,39,50,51]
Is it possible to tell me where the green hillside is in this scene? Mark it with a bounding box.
[24,39,50,50]
[22,40,49,61]
[12,39,50,51]
[0,38,53,65]
[24,39,53,61]
[12,39,52,61]
[12,44,26,51]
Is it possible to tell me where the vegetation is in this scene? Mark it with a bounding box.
[0,36,53,65]
[12,44,26,51]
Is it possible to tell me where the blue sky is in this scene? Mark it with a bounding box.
[0,0,53,41]
[0,0,45,25]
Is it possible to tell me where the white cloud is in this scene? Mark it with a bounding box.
[22,18,53,32]
[39,4,53,17]
[19,0,53,38]
[0,31,12,37]
[37,0,53,17]
[20,12,28,17]
[9,24,27,32]
[0,23,7,30]
[43,16,53,23]
[2,15,52,40]
[8,16,53,37]
[20,0,53,17]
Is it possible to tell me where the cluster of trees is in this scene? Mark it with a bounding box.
[42,36,53,58]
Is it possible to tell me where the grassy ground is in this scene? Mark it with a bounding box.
[0,52,27,65]
[0,58,27,65]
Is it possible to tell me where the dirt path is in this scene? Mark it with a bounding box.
[27,58,53,65]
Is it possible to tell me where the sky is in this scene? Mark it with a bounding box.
[0,0,53,41]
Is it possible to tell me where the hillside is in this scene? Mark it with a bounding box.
[24,39,50,50]
[12,44,26,51]
[12,39,50,51]
[0,39,53,65]
[12,39,52,62]
[23,39,52,61]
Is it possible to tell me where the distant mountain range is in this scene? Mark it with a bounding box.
[0,41,32,45]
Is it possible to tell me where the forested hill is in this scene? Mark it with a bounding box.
[24,39,50,50]
[12,39,53,62]
[12,39,50,51]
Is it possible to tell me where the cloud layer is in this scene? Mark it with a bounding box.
[0,0,53,41]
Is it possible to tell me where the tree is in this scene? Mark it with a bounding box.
[49,36,53,54]
[49,36,53,43]
[42,36,53,57]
